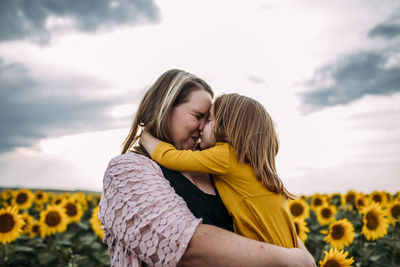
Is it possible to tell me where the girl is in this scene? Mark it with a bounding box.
[141,93,299,248]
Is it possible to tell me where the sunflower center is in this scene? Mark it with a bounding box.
[331,224,344,240]
[55,199,62,205]
[65,203,77,217]
[16,193,28,204]
[314,198,322,207]
[0,213,15,233]
[366,211,379,230]
[391,205,400,219]
[357,199,365,206]
[372,195,382,203]
[37,193,43,200]
[323,259,340,267]
[290,204,304,217]
[32,225,40,233]
[45,211,61,227]
[346,194,355,204]
[321,208,332,218]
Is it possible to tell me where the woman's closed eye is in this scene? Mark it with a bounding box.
[194,112,205,120]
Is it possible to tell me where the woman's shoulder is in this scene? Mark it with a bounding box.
[108,152,158,168]
[110,151,149,163]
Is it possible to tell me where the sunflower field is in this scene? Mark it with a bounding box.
[0,188,108,266]
[0,188,399,267]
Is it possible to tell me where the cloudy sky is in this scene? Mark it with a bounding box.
[0,0,399,195]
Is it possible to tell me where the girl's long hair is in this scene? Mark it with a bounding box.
[212,93,295,199]
[121,69,213,155]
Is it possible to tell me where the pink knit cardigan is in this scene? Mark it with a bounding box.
[99,152,202,266]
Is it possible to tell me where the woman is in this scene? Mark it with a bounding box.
[99,69,316,266]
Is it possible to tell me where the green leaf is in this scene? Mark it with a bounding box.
[369,254,381,261]
[79,234,97,245]
[77,221,90,230]
[37,251,58,265]
[14,246,35,252]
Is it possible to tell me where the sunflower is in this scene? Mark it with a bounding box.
[71,192,88,211]
[293,217,309,243]
[0,190,13,208]
[39,205,68,237]
[355,193,369,212]
[90,206,104,239]
[0,207,24,244]
[342,190,357,208]
[20,212,34,236]
[316,204,337,225]
[12,189,34,210]
[387,200,400,224]
[34,190,49,205]
[51,194,66,206]
[361,202,389,240]
[319,247,354,267]
[29,221,40,238]
[369,190,388,206]
[288,199,310,220]
[385,192,393,202]
[311,193,327,211]
[62,200,83,224]
[323,219,354,250]
[1,189,13,201]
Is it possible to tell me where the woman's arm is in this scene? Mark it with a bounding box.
[297,236,314,262]
[180,224,317,267]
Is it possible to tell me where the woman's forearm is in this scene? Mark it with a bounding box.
[179,224,316,267]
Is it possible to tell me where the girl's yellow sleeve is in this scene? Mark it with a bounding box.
[152,142,230,175]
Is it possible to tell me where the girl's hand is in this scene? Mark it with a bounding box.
[140,130,161,156]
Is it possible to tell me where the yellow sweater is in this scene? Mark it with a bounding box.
[152,141,298,248]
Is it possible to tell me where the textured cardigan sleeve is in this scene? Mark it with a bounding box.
[98,152,202,267]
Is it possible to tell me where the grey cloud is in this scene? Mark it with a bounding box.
[0,0,160,43]
[368,12,400,40]
[0,60,140,153]
[300,52,400,113]
[369,24,400,40]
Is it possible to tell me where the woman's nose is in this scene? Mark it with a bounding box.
[198,119,206,131]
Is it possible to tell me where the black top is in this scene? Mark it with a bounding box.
[159,165,233,232]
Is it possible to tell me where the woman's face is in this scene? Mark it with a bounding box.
[169,89,212,150]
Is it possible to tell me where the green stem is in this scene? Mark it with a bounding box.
[392,222,399,265]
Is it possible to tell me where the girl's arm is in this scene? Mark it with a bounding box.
[141,131,230,176]
[140,130,161,156]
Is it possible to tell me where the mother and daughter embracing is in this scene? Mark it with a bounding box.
[99,69,316,267]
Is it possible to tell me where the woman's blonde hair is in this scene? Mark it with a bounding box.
[212,93,294,199]
[121,69,213,155]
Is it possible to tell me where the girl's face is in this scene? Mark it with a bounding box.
[200,106,216,149]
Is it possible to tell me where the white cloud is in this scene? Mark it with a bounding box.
[1,0,399,194]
